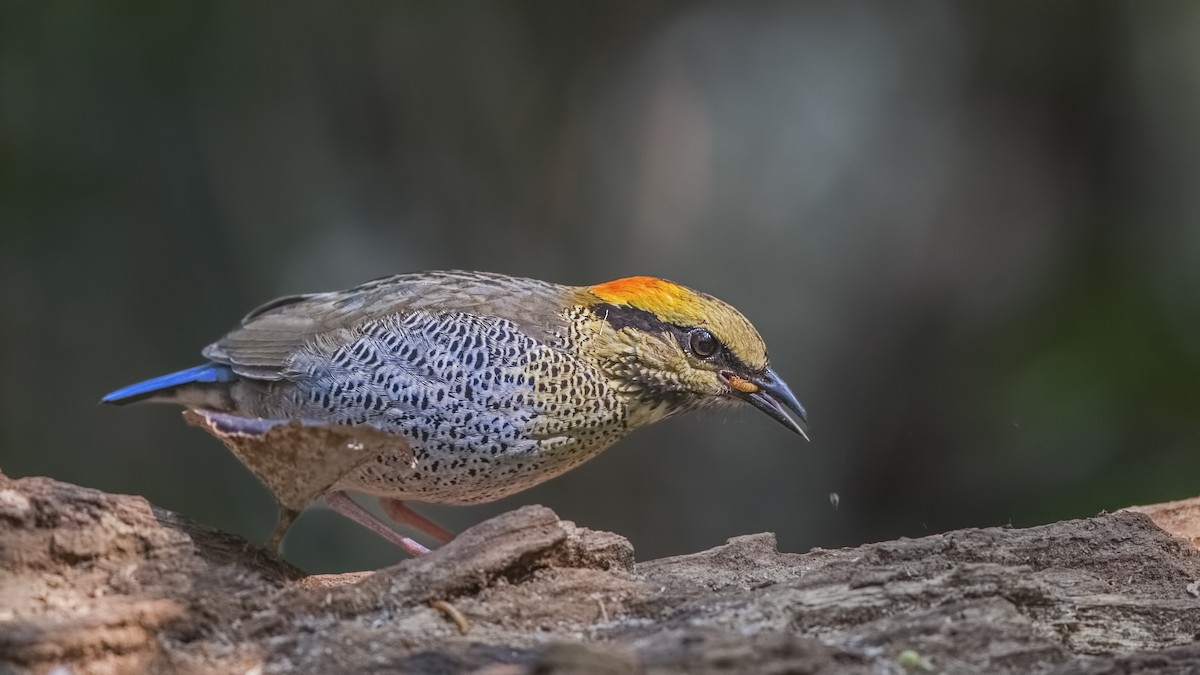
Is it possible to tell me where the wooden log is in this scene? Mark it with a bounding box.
[3,470,1200,674]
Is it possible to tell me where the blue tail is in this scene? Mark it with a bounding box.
[101,363,236,405]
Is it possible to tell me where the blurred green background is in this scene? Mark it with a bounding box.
[3,3,1200,572]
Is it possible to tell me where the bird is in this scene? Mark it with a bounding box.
[102,270,808,556]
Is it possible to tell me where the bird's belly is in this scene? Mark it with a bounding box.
[337,431,625,504]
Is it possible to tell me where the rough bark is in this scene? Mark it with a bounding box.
[3,470,1200,674]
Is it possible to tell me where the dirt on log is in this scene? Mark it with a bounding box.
[4,471,1200,674]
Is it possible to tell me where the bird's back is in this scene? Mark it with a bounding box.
[205,271,574,380]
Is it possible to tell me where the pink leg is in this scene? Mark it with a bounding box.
[323,491,431,557]
[379,498,455,545]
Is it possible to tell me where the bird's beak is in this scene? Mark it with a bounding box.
[722,367,809,440]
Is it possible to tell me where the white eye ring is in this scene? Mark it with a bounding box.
[688,328,719,359]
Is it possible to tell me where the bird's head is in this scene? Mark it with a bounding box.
[581,276,808,438]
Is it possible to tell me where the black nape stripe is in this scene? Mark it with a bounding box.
[590,303,676,335]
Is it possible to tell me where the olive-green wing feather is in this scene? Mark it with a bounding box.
[201,271,574,380]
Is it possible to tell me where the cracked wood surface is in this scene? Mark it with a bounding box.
[3,470,1200,674]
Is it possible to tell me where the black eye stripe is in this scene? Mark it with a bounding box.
[589,302,751,370]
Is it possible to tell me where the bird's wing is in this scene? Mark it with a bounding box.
[202,271,574,380]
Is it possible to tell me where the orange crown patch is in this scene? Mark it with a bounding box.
[589,276,698,318]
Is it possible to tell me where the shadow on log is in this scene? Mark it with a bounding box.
[3,470,1200,674]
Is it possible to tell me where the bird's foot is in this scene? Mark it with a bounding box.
[379,498,455,545]
[322,491,431,556]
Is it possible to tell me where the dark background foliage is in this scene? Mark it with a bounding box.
[4,2,1199,571]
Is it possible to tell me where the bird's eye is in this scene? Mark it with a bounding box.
[688,328,720,359]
